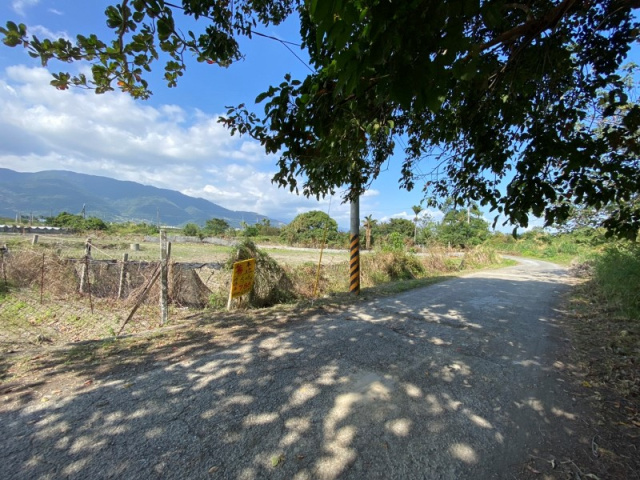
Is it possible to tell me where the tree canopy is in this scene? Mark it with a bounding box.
[437,205,490,248]
[48,212,107,231]
[281,210,338,246]
[373,218,416,238]
[3,0,639,237]
[203,218,230,236]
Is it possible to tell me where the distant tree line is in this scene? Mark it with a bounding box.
[184,205,492,250]
[40,203,620,250]
[37,208,492,249]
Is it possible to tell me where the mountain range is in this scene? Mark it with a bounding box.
[0,168,279,228]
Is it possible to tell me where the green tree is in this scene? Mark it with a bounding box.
[83,217,108,231]
[437,206,489,248]
[241,222,259,237]
[48,212,83,229]
[416,217,439,247]
[281,210,338,247]
[383,232,406,252]
[411,205,423,243]
[374,218,415,239]
[48,212,107,231]
[3,1,639,236]
[182,222,200,237]
[256,218,281,236]
[362,214,377,250]
[203,218,230,236]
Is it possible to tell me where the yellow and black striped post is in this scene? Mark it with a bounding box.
[349,233,360,295]
[349,197,360,295]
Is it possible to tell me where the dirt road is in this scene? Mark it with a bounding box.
[2,258,592,479]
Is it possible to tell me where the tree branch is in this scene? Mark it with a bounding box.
[474,0,580,55]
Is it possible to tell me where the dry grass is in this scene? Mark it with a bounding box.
[558,257,640,478]
[567,276,640,401]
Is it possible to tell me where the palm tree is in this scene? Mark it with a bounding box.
[411,205,423,242]
[362,215,377,250]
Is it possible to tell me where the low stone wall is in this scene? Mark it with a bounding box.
[0,225,69,234]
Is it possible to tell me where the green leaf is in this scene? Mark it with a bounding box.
[271,454,284,467]
[255,91,270,103]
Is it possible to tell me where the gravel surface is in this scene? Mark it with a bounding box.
[2,258,593,479]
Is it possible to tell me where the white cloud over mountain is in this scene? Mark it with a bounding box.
[0,65,367,225]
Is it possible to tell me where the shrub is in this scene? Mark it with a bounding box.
[459,246,501,269]
[183,223,200,237]
[226,240,296,308]
[592,245,640,318]
[361,251,425,285]
[381,232,406,252]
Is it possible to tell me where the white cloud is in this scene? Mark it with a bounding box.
[27,24,71,42]
[12,0,40,15]
[0,65,331,224]
[378,208,443,224]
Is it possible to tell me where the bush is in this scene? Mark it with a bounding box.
[381,232,406,252]
[361,251,425,285]
[280,210,339,247]
[459,246,501,269]
[49,212,107,232]
[592,245,640,318]
[225,240,296,308]
[108,222,159,235]
[183,223,200,237]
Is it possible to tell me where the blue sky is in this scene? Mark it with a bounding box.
[0,1,446,230]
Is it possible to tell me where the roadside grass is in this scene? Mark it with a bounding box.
[573,244,640,397]
[591,245,640,319]
[486,229,606,265]
[562,243,640,462]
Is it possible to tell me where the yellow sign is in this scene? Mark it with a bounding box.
[230,258,256,298]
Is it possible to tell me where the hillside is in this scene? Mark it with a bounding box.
[0,168,277,227]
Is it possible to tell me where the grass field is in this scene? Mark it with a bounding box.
[0,232,350,265]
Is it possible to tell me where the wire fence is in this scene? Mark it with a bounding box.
[0,236,231,344]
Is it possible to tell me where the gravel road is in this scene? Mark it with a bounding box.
[2,258,582,479]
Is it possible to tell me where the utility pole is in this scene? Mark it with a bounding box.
[349,197,360,295]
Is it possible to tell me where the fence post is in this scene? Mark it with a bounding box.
[84,253,94,313]
[159,230,169,325]
[0,245,7,288]
[118,253,128,299]
[32,234,39,245]
[79,238,91,293]
[40,253,45,304]
[227,248,240,310]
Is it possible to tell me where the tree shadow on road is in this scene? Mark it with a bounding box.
[1,269,635,479]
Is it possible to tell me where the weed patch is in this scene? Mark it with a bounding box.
[565,247,639,444]
[592,245,640,319]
